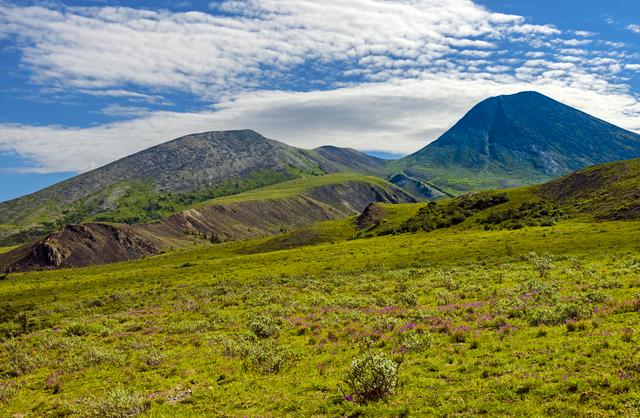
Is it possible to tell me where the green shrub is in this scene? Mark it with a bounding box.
[581,290,612,304]
[72,388,149,417]
[531,254,554,278]
[394,291,418,308]
[141,349,164,368]
[247,314,281,339]
[0,380,19,404]
[243,341,296,374]
[528,302,592,326]
[396,330,432,353]
[344,351,400,403]
[3,340,41,376]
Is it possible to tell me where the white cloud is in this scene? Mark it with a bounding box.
[628,24,640,34]
[1,75,639,173]
[0,1,560,99]
[0,1,638,174]
[574,30,595,37]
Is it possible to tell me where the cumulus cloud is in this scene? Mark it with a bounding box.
[627,24,640,33]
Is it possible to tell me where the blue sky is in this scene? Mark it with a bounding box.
[1,0,640,202]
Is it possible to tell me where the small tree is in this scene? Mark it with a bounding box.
[532,254,553,278]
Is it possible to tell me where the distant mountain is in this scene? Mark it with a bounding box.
[393,91,640,193]
[0,130,386,245]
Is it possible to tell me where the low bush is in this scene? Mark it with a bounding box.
[343,351,400,403]
[0,380,19,404]
[247,314,281,339]
[243,341,296,374]
[71,388,149,417]
[396,330,432,353]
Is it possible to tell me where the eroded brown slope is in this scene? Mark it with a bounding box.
[0,180,414,272]
[0,224,163,272]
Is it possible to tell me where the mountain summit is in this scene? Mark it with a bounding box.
[395,91,640,192]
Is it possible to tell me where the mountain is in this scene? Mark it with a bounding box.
[0,130,387,245]
[0,173,414,272]
[393,91,640,193]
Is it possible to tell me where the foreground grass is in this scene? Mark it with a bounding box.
[1,220,639,416]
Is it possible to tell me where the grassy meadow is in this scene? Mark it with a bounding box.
[1,217,639,416]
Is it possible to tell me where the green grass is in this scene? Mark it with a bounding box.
[1,218,639,416]
[386,163,550,195]
[198,172,393,205]
[0,246,18,255]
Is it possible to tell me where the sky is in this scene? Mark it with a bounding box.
[1,0,640,202]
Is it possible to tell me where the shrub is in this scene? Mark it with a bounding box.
[243,341,296,374]
[0,380,19,404]
[394,291,418,308]
[72,388,149,417]
[528,302,592,326]
[64,323,90,337]
[343,351,400,403]
[581,290,612,304]
[0,321,22,340]
[222,333,254,358]
[141,349,164,368]
[247,314,281,338]
[621,328,634,343]
[532,254,554,278]
[396,330,432,353]
[3,340,40,376]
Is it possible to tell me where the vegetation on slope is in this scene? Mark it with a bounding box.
[0,173,415,272]
[0,220,639,416]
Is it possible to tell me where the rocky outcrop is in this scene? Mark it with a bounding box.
[0,223,162,272]
[356,203,389,230]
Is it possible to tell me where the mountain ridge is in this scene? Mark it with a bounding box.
[0,130,388,245]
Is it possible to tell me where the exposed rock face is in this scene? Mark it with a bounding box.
[0,224,162,272]
[143,180,415,241]
[356,203,389,230]
[387,173,447,200]
[314,146,387,175]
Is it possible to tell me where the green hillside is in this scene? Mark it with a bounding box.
[0,130,387,246]
[0,219,639,416]
[0,173,415,272]
[1,159,640,416]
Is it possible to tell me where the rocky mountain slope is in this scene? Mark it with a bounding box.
[393,91,640,193]
[0,130,387,245]
[0,174,414,272]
